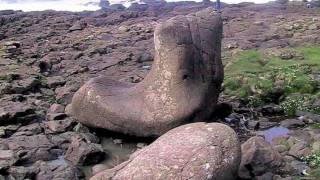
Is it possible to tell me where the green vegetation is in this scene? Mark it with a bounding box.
[280,94,320,117]
[309,168,320,178]
[8,64,20,71]
[303,151,320,168]
[223,47,320,116]
[0,75,8,81]
[310,123,320,129]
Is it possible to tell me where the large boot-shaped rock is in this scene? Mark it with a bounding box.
[71,7,223,137]
[91,123,241,180]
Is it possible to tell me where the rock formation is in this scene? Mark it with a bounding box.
[71,7,223,137]
[91,122,241,180]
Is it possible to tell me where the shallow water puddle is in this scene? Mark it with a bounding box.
[264,126,289,143]
[47,155,68,166]
[82,137,138,178]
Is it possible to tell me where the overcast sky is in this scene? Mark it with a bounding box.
[0,0,280,12]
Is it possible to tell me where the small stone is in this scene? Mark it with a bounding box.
[129,75,143,83]
[118,26,129,32]
[46,113,67,121]
[65,137,105,166]
[136,143,147,148]
[308,24,318,30]
[296,111,320,122]
[0,101,35,125]
[113,139,122,144]
[258,117,277,130]
[261,104,284,116]
[45,119,75,134]
[10,77,41,94]
[274,145,289,153]
[0,125,20,137]
[281,158,311,176]
[1,135,56,164]
[13,123,42,136]
[69,21,87,32]
[73,123,90,133]
[0,150,14,159]
[280,118,305,128]
[47,76,66,89]
[35,160,82,180]
[0,150,16,170]
[248,121,259,130]
[48,104,65,114]
[142,65,151,70]
[288,142,311,158]
[136,52,153,63]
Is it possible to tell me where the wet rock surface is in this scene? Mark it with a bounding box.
[0,1,320,179]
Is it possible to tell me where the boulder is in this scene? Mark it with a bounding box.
[71,8,223,137]
[68,21,87,32]
[239,136,283,179]
[91,123,241,180]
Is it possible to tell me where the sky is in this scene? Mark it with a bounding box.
[0,0,286,12]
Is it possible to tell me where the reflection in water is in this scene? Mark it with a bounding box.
[264,126,289,143]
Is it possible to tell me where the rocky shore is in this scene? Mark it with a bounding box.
[0,1,320,179]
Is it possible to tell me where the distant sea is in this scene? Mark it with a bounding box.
[0,0,275,12]
[0,0,101,12]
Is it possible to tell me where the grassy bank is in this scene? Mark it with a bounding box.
[223,47,320,116]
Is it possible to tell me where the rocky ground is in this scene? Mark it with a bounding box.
[0,1,320,179]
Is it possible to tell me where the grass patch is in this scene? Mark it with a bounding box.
[0,75,8,81]
[224,47,320,114]
[310,123,320,129]
[303,151,320,168]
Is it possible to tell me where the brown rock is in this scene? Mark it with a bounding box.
[71,8,223,137]
[0,100,35,126]
[65,137,105,166]
[0,150,16,170]
[91,123,241,180]
[44,119,76,134]
[48,103,65,114]
[0,135,56,164]
[239,136,283,179]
